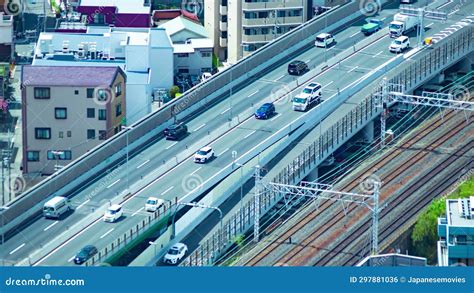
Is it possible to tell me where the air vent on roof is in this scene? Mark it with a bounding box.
[459,198,472,219]
[62,40,70,53]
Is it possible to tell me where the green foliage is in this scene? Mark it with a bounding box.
[411,175,473,263]
[233,234,245,248]
[212,53,221,69]
[169,85,180,99]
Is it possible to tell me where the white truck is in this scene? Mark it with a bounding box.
[292,82,321,111]
[389,13,420,38]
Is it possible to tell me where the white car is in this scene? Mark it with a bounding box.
[315,33,335,48]
[103,204,123,223]
[293,82,322,111]
[194,146,214,163]
[145,197,165,212]
[163,243,188,265]
[200,72,212,82]
[389,36,410,53]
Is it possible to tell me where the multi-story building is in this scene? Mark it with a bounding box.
[205,0,311,63]
[0,12,13,62]
[32,27,173,124]
[21,65,126,175]
[437,197,474,266]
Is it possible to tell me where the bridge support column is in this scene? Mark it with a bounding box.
[306,167,318,182]
[362,120,374,143]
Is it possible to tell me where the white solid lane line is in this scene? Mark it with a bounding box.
[349,31,359,38]
[270,113,281,121]
[190,167,202,175]
[68,256,75,262]
[43,221,59,232]
[161,186,175,196]
[322,81,334,88]
[76,199,90,210]
[426,22,434,27]
[220,108,231,115]
[99,228,115,239]
[132,207,144,217]
[136,159,150,169]
[217,148,229,156]
[274,74,285,81]
[244,130,257,139]
[248,90,259,98]
[193,123,206,132]
[348,66,358,73]
[9,243,26,255]
[373,50,384,58]
[106,179,120,189]
[165,141,178,150]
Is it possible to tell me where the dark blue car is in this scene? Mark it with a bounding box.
[255,103,275,119]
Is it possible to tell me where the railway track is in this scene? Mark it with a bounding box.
[244,103,471,266]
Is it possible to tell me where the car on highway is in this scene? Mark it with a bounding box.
[103,204,123,223]
[163,243,188,265]
[287,60,309,76]
[145,197,165,212]
[200,72,212,82]
[164,123,188,140]
[194,146,215,163]
[361,19,383,36]
[389,36,410,53]
[43,196,71,219]
[73,245,98,265]
[255,103,275,119]
[293,82,322,111]
[315,33,335,48]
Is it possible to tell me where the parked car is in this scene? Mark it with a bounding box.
[287,60,309,76]
[255,103,275,119]
[103,204,123,223]
[163,243,188,265]
[315,33,335,48]
[73,245,98,265]
[194,146,215,163]
[361,19,383,36]
[164,123,188,140]
[293,82,322,111]
[145,197,165,212]
[389,36,410,53]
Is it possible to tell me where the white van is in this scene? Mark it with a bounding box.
[43,196,71,219]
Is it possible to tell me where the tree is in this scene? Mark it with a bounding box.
[169,86,180,99]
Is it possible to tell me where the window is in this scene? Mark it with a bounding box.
[177,53,189,58]
[74,90,79,95]
[59,131,64,138]
[221,15,227,22]
[258,11,268,18]
[201,68,212,73]
[99,130,107,140]
[55,107,67,119]
[115,103,122,117]
[115,83,122,96]
[87,129,95,139]
[27,151,39,162]
[87,108,95,118]
[178,68,189,74]
[201,51,211,58]
[221,31,228,38]
[47,150,72,160]
[261,27,269,35]
[34,87,50,99]
[35,128,51,139]
[87,88,94,98]
[67,131,71,137]
[98,109,106,120]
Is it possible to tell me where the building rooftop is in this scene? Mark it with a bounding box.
[152,9,199,23]
[447,198,474,227]
[22,65,122,87]
[79,0,150,14]
[159,15,207,39]
[173,38,213,54]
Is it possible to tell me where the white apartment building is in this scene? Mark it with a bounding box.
[205,0,311,64]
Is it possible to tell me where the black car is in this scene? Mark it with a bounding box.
[288,60,309,76]
[164,123,188,140]
[255,103,276,119]
[74,245,98,265]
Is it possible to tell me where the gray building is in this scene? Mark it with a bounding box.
[21,65,127,175]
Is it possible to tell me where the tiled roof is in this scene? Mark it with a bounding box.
[152,9,199,22]
[22,65,122,87]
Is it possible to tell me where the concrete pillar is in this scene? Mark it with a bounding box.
[362,120,374,143]
[306,167,318,182]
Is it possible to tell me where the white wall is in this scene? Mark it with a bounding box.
[126,45,150,72]
[174,48,212,76]
[0,21,14,44]
[126,84,150,124]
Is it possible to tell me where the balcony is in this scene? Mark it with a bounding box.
[243,15,304,27]
[220,5,227,15]
[219,20,227,31]
[242,33,283,43]
[219,37,227,47]
[242,0,304,11]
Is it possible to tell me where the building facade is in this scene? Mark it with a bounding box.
[438,197,474,266]
[0,13,13,62]
[205,0,311,63]
[21,66,126,175]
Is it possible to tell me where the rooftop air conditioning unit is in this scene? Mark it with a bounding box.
[62,40,70,53]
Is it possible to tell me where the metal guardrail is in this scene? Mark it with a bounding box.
[180,24,474,266]
[2,0,386,240]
